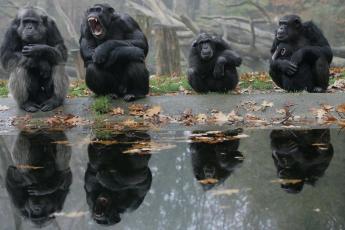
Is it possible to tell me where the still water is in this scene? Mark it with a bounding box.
[0,128,344,230]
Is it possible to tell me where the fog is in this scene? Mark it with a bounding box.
[0,0,344,77]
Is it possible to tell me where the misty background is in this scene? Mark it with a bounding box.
[0,0,345,79]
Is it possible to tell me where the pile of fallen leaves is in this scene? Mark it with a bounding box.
[189,129,248,144]
[46,114,90,128]
[11,114,90,130]
[309,103,345,128]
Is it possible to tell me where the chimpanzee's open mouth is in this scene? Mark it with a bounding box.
[88,17,104,38]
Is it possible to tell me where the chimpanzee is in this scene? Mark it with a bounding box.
[85,131,152,225]
[0,7,68,112]
[5,130,72,227]
[188,129,244,190]
[187,33,242,93]
[80,4,149,102]
[272,42,316,91]
[269,15,333,92]
[270,129,333,194]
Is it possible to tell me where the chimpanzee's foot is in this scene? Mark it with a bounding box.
[312,87,325,93]
[21,101,41,113]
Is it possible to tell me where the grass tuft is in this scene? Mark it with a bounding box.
[91,96,111,114]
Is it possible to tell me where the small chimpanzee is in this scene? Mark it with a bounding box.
[269,15,333,92]
[270,129,333,194]
[6,130,72,227]
[272,43,315,91]
[0,7,68,112]
[85,131,152,225]
[189,129,244,190]
[187,33,242,93]
[80,4,149,102]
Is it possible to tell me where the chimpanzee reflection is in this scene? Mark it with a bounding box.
[189,129,244,190]
[85,131,152,226]
[270,129,334,194]
[5,130,72,227]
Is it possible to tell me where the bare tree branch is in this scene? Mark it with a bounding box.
[221,0,272,24]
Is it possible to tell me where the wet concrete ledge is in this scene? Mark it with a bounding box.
[0,92,344,131]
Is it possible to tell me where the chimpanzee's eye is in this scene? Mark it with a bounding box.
[95,7,102,13]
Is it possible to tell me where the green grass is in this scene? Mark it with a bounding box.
[150,75,192,94]
[91,96,111,115]
[68,81,90,97]
[239,79,273,90]
[0,80,8,97]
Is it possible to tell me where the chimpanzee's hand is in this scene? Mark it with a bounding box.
[291,50,304,66]
[22,44,49,57]
[93,45,110,65]
[279,60,298,76]
[213,57,226,79]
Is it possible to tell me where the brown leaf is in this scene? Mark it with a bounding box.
[198,178,219,185]
[271,179,303,185]
[16,164,44,170]
[336,104,345,113]
[144,106,161,117]
[210,189,240,196]
[0,105,9,111]
[110,107,124,115]
[129,104,147,116]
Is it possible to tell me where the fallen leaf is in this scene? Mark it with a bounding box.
[0,105,9,111]
[336,104,345,113]
[196,113,208,123]
[261,100,274,111]
[271,179,303,185]
[198,178,219,185]
[210,189,240,196]
[16,164,44,170]
[144,106,161,118]
[53,211,88,218]
[110,107,124,115]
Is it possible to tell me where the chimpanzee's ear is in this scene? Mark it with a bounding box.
[108,6,115,14]
[192,40,198,47]
[41,15,48,26]
[294,18,302,28]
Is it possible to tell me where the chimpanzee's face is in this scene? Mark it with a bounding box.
[193,33,216,61]
[276,15,302,42]
[87,4,114,39]
[16,9,47,43]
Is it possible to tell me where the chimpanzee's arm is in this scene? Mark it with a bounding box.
[95,14,148,55]
[291,45,333,65]
[0,24,23,71]
[218,50,242,67]
[80,37,97,66]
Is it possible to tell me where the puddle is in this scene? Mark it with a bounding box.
[0,128,344,229]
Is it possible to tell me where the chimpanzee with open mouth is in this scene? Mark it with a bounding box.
[80,4,149,102]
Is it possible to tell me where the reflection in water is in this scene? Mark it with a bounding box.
[189,129,244,190]
[5,130,72,227]
[270,129,334,194]
[85,131,152,226]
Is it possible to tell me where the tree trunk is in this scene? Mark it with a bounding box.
[154,25,181,76]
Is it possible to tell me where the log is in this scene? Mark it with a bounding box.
[154,25,181,76]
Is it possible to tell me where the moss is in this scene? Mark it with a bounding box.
[68,80,91,97]
[0,80,8,97]
[150,75,192,94]
[91,96,111,114]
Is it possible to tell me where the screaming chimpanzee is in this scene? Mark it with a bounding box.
[85,131,152,225]
[80,4,149,102]
[188,129,244,190]
[0,7,68,112]
[6,130,72,227]
[270,129,333,194]
[187,33,242,93]
[269,15,333,93]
